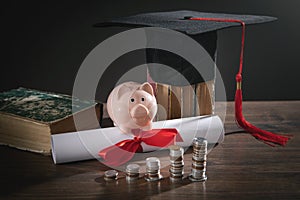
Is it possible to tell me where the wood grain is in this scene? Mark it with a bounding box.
[0,101,299,199]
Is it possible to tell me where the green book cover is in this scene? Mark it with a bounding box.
[0,88,97,123]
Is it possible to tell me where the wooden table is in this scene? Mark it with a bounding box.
[1,101,299,199]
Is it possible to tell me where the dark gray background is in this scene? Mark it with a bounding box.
[1,0,299,101]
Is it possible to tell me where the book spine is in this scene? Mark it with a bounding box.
[170,85,182,119]
[155,83,170,121]
[195,81,214,115]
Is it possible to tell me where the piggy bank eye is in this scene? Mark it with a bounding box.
[130,98,135,103]
[141,97,145,102]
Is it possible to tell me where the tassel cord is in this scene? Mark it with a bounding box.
[189,17,290,146]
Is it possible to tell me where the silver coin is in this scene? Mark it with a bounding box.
[104,170,118,178]
[193,137,208,146]
[144,174,163,182]
[170,168,184,174]
[189,174,207,182]
[126,163,140,173]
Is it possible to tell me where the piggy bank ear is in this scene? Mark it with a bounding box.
[140,82,154,96]
[116,85,131,100]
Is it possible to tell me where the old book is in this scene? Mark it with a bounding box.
[154,81,214,121]
[181,85,196,118]
[170,85,182,119]
[0,88,101,154]
[154,83,170,121]
[196,80,214,116]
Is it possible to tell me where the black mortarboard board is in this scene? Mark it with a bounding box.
[95,10,276,86]
[95,10,276,35]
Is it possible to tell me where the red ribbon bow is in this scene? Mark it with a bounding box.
[98,128,182,166]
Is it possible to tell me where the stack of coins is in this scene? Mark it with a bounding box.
[126,163,140,181]
[189,137,208,182]
[169,145,184,181]
[144,157,163,181]
[104,170,118,181]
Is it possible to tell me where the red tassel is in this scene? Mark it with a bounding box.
[189,17,291,146]
[235,74,290,146]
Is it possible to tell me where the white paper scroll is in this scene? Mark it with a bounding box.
[51,115,224,164]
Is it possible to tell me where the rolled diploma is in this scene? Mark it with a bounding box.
[51,115,224,164]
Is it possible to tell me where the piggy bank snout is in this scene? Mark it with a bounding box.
[130,104,149,118]
[130,104,151,127]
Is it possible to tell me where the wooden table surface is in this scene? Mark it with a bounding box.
[1,101,299,200]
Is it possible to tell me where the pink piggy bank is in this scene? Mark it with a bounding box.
[107,82,157,134]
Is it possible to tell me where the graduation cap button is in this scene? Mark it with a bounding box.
[183,16,193,20]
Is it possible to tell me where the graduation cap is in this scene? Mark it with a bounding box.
[95,10,290,146]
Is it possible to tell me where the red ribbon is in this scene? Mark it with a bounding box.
[98,128,182,166]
